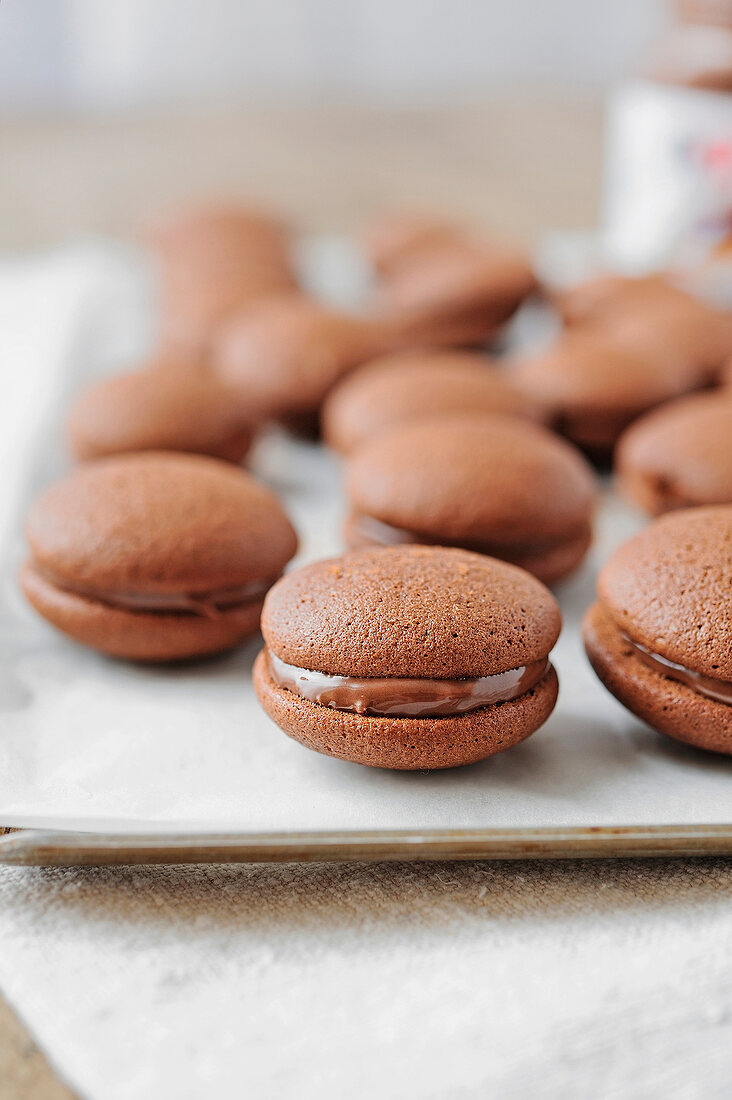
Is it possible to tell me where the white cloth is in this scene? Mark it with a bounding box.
[1,858,732,1099]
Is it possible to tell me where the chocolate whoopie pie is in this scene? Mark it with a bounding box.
[213,293,390,433]
[510,332,705,458]
[584,507,732,754]
[380,239,537,349]
[21,452,297,661]
[150,202,296,353]
[68,361,255,464]
[344,413,597,586]
[321,349,544,454]
[554,274,679,327]
[591,292,732,385]
[557,275,732,381]
[254,545,561,769]
[616,390,732,514]
[361,211,460,275]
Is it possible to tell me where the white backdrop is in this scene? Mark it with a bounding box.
[0,0,667,108]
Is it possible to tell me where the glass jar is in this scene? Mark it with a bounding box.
[602,0,732,277]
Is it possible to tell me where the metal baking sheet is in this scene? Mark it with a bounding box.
[1,239,731,865]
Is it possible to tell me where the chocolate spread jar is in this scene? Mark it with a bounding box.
[602,0,732,275]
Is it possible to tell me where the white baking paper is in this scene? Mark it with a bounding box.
[1,240,731,835]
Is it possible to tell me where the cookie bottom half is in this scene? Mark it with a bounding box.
[254,649,558,769]
[583,601,732,755]
[21,563,264,662]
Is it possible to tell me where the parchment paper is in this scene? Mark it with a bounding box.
[1,240,730,834]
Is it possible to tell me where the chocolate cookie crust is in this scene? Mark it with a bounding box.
[346,414,595,545]
[26,452,297,596]
[616,391,732,514]
[69,363,254,464]
[260,545,561,679]
[584,601,732,755]
[322,350,543,453]
[597,507,732,682]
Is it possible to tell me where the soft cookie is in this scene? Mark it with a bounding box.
[321,349,544,454]
[21,452,297,661]
[255,545,560,769]
[344,413,597,586]
[213,292,390,434]
[584,506,732,754]
[380,238,537,349]
[510,332,705,458]
[150,202,296,353]
[616,389,732,514]
[68,361,255,464]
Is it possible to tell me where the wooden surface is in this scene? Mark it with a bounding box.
[0,93,602,248]
[0,94,601,1099]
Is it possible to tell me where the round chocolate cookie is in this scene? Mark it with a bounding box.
[584,506,732,754]
[21,452,297,661]
[554,274,679,327]
[344,413,597,586]
[361,211,461,275]
[616,389,732,514]
[213,292,390,432]
[68,361,255,464]
[380,239,537,349]
[510,332,704,459]
[556,275,732,381]
[590,292,732,384]
[321,349,544,454]
[150,202,296,354]
[255,545,560,769]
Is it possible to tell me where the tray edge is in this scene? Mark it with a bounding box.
[2,824,732,866]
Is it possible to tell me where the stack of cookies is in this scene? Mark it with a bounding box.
[19,199,732,768]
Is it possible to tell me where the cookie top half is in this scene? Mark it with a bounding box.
[68,362,253,462]
[322,350,543,453]
[511,332,699,417]
[261,545,561,679]
[26,452,297,596]
[616,390,732,510]
[598,506,732,680]
[346,413,596,543]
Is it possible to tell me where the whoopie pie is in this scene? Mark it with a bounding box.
[344,413,597,586]
[510,332,705,458]
[380,238,537,349]
[321,349,544,454]
[616,389,732,514]
[213,292,390,433]
[255,545,561,769]
[21,452,297,661]
[584,506,732,754]
[150,202,296,354]
[68,361,255,464]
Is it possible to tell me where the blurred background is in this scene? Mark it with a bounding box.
[0,0,664,105]
[0,0,674,248]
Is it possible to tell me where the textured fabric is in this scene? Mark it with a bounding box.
[1,859,732,1099]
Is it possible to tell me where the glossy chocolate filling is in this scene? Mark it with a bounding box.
[37,565,274,620]
[621,630,732,706]
[267,649,549,717]
[351,514,565,561]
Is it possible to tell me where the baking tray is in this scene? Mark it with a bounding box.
[3,825,732,866]
[2,240,731,866]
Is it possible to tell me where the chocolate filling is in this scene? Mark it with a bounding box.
[621,630,732,706]
[267,649,549,717]
[36,565,274,620]
[351,513,566,561]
